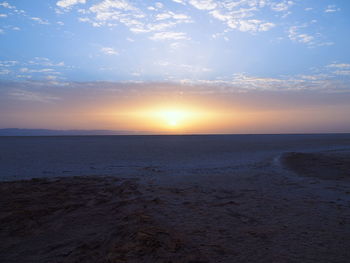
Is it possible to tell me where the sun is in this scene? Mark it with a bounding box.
[161,110,185,127]
[128,105,208,132]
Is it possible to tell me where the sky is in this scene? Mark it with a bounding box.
[0,0,350,134]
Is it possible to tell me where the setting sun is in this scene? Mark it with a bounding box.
[120,104,219,133]
[158,110,186,127]
[147,108,198,130]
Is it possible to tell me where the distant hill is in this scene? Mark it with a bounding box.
[0,128,146,136]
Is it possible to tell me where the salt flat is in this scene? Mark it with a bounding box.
[1,134,350,181]
[0,134,350,262]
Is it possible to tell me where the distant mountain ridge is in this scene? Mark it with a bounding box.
[0,128,146,136]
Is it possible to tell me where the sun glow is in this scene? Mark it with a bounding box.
[158,110,187,128]
[125,104,214,132]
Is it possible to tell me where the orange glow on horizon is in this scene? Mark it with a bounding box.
[8,89,350,134]
[120,104,219,133]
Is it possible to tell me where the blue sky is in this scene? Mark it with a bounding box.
[0,0,350,133]
[1,0,350,83]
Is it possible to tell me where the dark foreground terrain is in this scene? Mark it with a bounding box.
[1,150,350,262]
[1,135,350,262]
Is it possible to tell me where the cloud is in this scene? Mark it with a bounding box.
[4,58,350,94]
[0,13,7,18]
[259,22,275,31]
[155,2,164,9]
[0,1,25,15]
[30,17,50,25]
[149,31,189,41]
[100,47,119,55]
[60,0,319,42]
[86,0,145,29]
[270,1,294,12]
[0,2,15,9]
[81,0,193,38]
[9,89,61,103]
[20,68,55,73]
[1,25,21,32]
[289,26,314,44]
[156,61,212,74]
[327,63,350,69]
[0,0,341,87]
[156,11,191,22]
[57,0,86,9]
[189,0,217,10]
[288,25,332,46]
[176,61,350,93]
[0,69,10,74]
[0,60,18,67]
[2,75,350,117]
[2,79,350,134]
[28,57,65,67]
[89,0,138,15]
[46,75,59,80]
[205,1,276,33]
[0,58,66,80]
[324,5,340,13]
[236,20,275,32]
[172,0,186,4]
[288,24,335,47]
[334,70,350,76]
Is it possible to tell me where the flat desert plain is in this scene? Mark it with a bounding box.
[0,134,349,262]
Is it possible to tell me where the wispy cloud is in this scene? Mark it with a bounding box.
[189,0,217,10]
[3,59,350,94]
[324,5,340,13]
[28,57,65,67]
[0,57,66,80]
[333,70,350,76]
[0,69,10,74]
[172,0,186,4]
[155,11,192,22]
[100,47,119,55]
[289,25,314,44]
[9,89,61,103]
[150,31,189,41]
[288,22,333,47]
[0,2,16,9]
[327,63,350,69]
[0,0,348,87]
[49,0,340,47]
[57,0,86,9]
[0,60,18,67]
[270,1,294,12]
[156,61,212,75]
[30,17,50,25]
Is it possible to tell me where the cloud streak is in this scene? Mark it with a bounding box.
[57,0,86,9]
[100,47,119,55]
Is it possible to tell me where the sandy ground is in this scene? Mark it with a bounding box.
[1,145,350,262]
